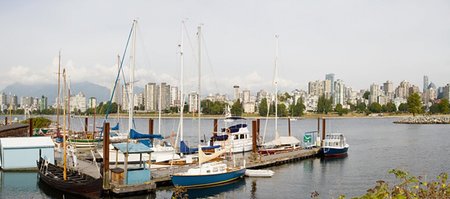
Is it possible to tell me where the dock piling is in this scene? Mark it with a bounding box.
[288,118,291,137]
[252,120,257,153]
[4,117,7,125]
[84,117,88,133]
[322,118,326,146]
[149,118,154,143]
[103,122,110,190]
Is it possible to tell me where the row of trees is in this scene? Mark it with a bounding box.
[258,97,306,117]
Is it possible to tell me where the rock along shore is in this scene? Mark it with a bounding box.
[393,116,450,124]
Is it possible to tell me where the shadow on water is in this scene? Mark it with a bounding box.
[320,154,349,163]
[174,178,246,199]
[37,179,82,199]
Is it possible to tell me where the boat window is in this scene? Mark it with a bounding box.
[235,135,239,140]
[207,170,211,173]
[240,134,245,139]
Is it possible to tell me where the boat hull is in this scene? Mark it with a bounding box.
[171,168,246,188]
[37,158,102,198]
[322,147,349,157]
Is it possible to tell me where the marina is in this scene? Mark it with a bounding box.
[1,117,449,198]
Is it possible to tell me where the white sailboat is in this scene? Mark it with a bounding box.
[259,35,301,155]
[171,25,245,188]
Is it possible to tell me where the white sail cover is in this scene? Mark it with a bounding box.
[198,144,231,165]
[262,136,300,147]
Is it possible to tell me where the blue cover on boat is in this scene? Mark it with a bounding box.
[180,140,198,154]
[129,129,163,139]
[211,134,228,141]
[139,140,153,148]
[222,124,247,133]
[111,123,119,130]
[179,141,220,154]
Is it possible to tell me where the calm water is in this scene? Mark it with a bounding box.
[1,117,450,198]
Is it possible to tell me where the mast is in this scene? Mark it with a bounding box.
[158,82,162,135]
[117,55,121,125]
[62,69,67,181]
[274,35,279,139]
[57,51,61,136]
[197,25,202,149]
[179,20,185,143]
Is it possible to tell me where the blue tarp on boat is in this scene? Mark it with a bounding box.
[112,142,153,154]
[179,141,220,154]
[129,129,163,140]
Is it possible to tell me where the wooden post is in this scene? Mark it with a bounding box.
[288,118,291,137]
[4,117,7,125]
[213,119,218,133]
[257,118,260,139]
[252,120,257,153]
[84,117,88,133]
[322,118,326,146]
[102,122,110,190]
[317,117,320,135]
[149,118,154,144]
[29,118,33,137]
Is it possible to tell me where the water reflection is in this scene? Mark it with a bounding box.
[177,178,246,199]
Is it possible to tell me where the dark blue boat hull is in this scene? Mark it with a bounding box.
[322,147,349,157]
[171,168,246,188]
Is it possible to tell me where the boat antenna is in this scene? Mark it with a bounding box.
[197,25,202,150]
[274,34,279,139]
[56,51,61,136]
[62,68,67,181]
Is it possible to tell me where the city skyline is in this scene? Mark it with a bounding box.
[1,1,449,94]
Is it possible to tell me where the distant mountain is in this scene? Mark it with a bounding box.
[1,81,110,104]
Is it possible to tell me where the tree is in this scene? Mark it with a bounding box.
[231,99,243,116]
[398,103,408,113]
[356,101,366,113]
[363,91,370,100]
[335,103,348,116]
[369,102,382,113]
[407,93,423,116]
[258,98,268,116]
[317,94,332,114]
[385,102,397,113]
[437,99,450,114]
[292,97,305,117]
[277,103,288,117]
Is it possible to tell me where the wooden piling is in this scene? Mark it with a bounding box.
[103,122,110,190]
[149,119,154,143]
[317,118,320,134]
[252,120,257,153]
[322,118,326,146]
[29,118,33,137]
[85,117,88,133]
[288,118,291,137]
[213,119,218,133]
[4,117,7,125]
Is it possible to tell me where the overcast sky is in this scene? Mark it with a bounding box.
[1,0,449,96]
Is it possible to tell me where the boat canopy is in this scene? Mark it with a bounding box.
[221,124,247,133]
[262,136,301,147]
[112,142,153,154]
[129,129,163,139]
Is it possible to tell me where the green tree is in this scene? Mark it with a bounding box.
[356,101,366,113]
[277,103,288,117]
[292,97,305,117]
[369,102,382,113]
[398,103,408,113]
[407,93,423,116]
[231,99,243,116]
[258,98,268,116]
[335,103,348,116]
[363,91,370,100]
[317,95,332,114]
[438,99,450,114]
[385,102,397,113]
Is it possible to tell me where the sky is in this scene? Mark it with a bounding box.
[1,0,449,96]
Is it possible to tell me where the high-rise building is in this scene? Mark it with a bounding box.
[88,97,97,109]
[395,80,410,99]
[156,82,171,111]
[423,76,429,94]
[233,85,240,101]
[443,84,450,100]
[326,73,335,98]
[369,84,381,104]
[188,92,199,113]
[20,96,34,109]
[39,96,48,111]
[242,90,251,103]
[144,83,156,111]
[383,80,394,101]
[334,79,345,105]
[323,79,332,98]
[170,86,179,107]
[70,92,87,112]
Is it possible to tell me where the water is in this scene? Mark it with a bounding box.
[1,117,450,198]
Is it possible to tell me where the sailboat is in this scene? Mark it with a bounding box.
[259,35,301,155]
[171,25,246,188]
[37,62,101,198]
